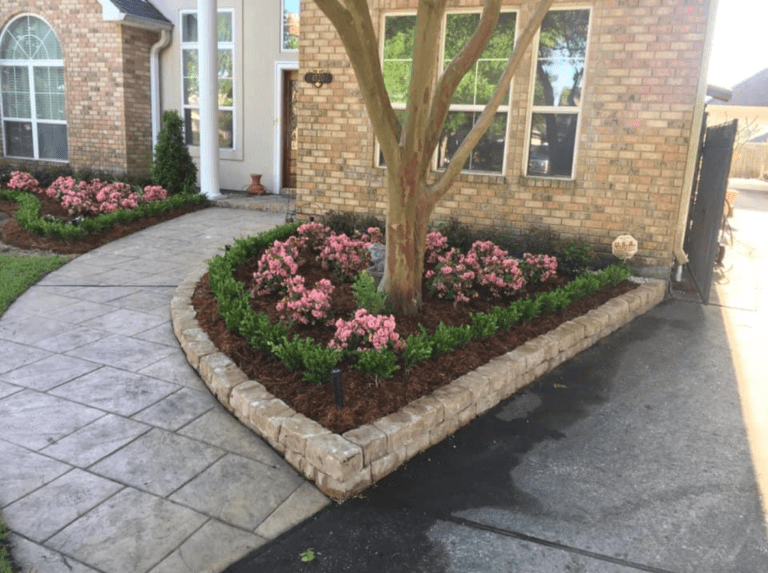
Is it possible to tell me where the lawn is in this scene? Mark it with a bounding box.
[0,253,70,315]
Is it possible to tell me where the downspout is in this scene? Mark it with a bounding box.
[673,0,720,274]
[151,29,172,151]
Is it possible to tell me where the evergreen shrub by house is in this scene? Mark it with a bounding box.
[151,110,197,195]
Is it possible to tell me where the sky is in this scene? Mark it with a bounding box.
[707,0,768,88]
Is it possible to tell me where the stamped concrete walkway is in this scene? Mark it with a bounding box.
[0,200,329,573]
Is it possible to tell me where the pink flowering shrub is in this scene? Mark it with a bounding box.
[425,248,477,303]
[465,241,526,297]
[297,222,331,253]
[7,171,39,192]
[319,233,371,281]
[358,227,384,245]
[45,176,168,216]
[521,252,558,284]
[252,236,305,296]
[424,231,449,264]
[275,276,334,326]
[329,309,405,353]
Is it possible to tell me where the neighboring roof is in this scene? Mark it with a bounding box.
[710,68,768,107]
[97,0,172,31]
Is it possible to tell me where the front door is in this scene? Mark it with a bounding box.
[281,70,298,190]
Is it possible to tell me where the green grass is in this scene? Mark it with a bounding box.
[0,517,13,573]
[0,253,70,316]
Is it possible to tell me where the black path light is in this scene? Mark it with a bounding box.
[331,367,343,409]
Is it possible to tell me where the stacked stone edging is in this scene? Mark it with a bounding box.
[172,270,666,500]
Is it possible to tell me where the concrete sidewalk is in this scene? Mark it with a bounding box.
[0,206,328,573]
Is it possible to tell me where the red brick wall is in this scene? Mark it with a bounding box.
[297,0,712,272]
[0,1,158,178]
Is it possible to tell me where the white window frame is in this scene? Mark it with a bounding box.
[377,9,517,176]
[523,6,592,180]
[0,14,68,162]
[281,0,300,52]
[180,8,236,154]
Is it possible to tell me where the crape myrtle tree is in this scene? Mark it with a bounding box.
[313,0,557,315]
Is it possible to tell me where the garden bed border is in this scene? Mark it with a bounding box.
[172,265,665,500]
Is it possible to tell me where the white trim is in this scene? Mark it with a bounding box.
[522,5,592,181]
[274,61,299,194]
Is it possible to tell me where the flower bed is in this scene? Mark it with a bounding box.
[172,222,665,499]
[1,171,207,241]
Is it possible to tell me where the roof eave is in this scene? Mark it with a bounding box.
[96,0,173,32]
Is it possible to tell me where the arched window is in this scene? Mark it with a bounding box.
[0,15,68,160]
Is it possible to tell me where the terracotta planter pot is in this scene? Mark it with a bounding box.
[248,174,266,195]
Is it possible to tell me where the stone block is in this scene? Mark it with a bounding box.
[343,425,389,465]
[585,308,612,336]
[279,414,331,457]
[405,431,432,458]
[172,314,197,342]
[284,449,317,481]
[602,297,630,323]
[372,409,421,452]
[453,372,490,403]
[199,353,248,408]
[181,328,217,369]
[248,399,295,447]
[429,415,460,446]
[549,321,586,354]
[621,290,645,317]
[570,315,602,338]
[315,466,372,500]
[456,403,477,427]
[230,381,273,421]
[476,389,502,415]
[371,448,406,482]
[473,358,509,394]
[431,385,473,418]
[402,395,444,429]
[305,434,364,482]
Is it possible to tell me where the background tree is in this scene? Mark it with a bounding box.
[313,0,556,314]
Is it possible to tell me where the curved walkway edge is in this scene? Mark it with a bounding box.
[173,261,666,500]
[0,207,328,573]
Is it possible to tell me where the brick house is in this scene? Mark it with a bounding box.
[0,0,717,276]
[0,0,301,194]
[296,0,718,277]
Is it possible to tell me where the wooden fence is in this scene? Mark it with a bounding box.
[730,143,768,179]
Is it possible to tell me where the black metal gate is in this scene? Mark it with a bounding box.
[685,118,738,303]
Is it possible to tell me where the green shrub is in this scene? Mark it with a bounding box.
[553,238,594,277]
[151,110,197,195]
[470,311,499,340]
[301,345,342,385]
[403,331,433,370]
[353,349,400,384]
[320,211,383,237]
[352,270,390,314]
[431,322,472,357]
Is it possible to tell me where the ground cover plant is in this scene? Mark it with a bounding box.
[0,171,207,254]
[194,219,635,433]
[0,515,15,573]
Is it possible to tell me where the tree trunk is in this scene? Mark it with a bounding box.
[382,156,433,315]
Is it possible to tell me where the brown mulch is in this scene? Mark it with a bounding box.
[193,251,638,434]
[0,193,208,255]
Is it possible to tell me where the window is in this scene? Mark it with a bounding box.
[526,9,590,178]
[282,0,299,51]
[181,10,234,149]
[380,11,517,174]
[0,15,67,161]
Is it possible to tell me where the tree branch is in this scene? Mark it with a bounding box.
[313,0,401,163]
[428,0,556,200]
[402,0,448,172]
[423,0,502,160]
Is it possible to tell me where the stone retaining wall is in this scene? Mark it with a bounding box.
[172,269,666,500]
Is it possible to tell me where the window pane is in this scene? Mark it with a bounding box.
[37,122,67,160]
[218,110,233,148]
[218,49,232,77]
[218,12,232,42]
[476,60,506,105]
[383,15,416,103]
[218,79,233,106]
[182,50,199,105]
[4,120,33,157]
[283,0,299,50]
[438,111,506,173]
[534,10,588,108]
[483,12,516,59]
[182,13,198,42]
[444,13,477,60]
[528,113,577,177]
[34,67,65,120]
[184,108,199,146]
[1,66,31,118]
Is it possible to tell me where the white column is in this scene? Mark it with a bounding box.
[198,0,222,199]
